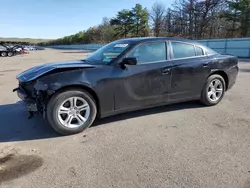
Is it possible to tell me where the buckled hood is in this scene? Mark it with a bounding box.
[17,60,99,82]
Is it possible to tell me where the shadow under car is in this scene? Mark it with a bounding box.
[0,101,205,142]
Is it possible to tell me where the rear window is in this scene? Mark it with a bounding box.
[171,42,195,59]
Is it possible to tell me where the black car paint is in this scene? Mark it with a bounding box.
[17,60,100,82]
[15,37,238,118]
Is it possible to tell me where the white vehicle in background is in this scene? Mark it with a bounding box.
[24,46,36,51]
[30,46,36,50]
[15,47,22,52]
[23,46,30,51]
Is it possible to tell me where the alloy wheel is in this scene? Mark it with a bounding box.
[57,97,90,128]
[207,79,223,102]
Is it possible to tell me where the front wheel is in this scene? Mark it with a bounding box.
[46,89,97,135]
[200,74,226,106]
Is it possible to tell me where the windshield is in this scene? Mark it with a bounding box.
[84,41,130,64]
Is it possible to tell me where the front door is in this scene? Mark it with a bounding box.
[114,41,172,111]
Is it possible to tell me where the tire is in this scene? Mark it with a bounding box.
[200,74,226,106]
[46,89,97,135]
[7,52,13,57]
[1,52,7,57]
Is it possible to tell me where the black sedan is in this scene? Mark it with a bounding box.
[14,37,238,135]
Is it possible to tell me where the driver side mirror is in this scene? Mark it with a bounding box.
[121,57,137,69]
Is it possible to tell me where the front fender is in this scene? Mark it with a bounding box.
[34,70,94,95]
[33,68,115,117]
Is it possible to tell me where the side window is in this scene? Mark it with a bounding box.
[171,42,195,59]
[127,41,167,64]
[195,46,204,56]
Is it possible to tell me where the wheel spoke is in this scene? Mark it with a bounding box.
[68,98,74,108]
[65,115,73,126]
[76,114,86,124]
[77,104,88,112]
[209,82,213,88]
[73,97,77,108]
[216,88,223,93]
[214,80,221,88]
[68,97,77,108]
[75,116,84,125]
[211,93,217,100]
[59,106,70,114]
[208,91,213,97]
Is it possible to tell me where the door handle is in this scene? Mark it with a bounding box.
[161,68,171,75]
[203,62,209,67]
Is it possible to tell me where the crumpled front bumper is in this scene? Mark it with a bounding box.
[13,87,38,112]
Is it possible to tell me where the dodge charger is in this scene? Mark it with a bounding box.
[14,37,238,135]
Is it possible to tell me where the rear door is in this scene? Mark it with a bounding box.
[169,41,211,101]
[114,41,172,111]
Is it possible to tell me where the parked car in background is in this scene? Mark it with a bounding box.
[12,45,23,54]
[24,45,40,51]
[0,44,16,57]
[13,45,29,54]
[21,49,29,54]
[14,37,238,135]
[23,46,32,51]
[35,46,45,50]
[20,45,44,51]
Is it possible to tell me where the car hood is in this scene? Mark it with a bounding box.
[17,60,99,82]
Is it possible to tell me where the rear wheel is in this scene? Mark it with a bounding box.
[7,52,13,57]
[46,89,97,135]
[1,52,7,57]
[200,74,226,106]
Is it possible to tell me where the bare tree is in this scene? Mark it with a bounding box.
[151,2,166,36]
[158,0,230,39]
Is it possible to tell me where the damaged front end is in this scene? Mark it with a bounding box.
[13,81,47,119]
[13,59,99,119]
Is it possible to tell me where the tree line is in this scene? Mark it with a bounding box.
[40,0,250,45]
[0,41,32,45]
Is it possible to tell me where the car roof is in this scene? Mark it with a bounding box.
[116,37,202,45]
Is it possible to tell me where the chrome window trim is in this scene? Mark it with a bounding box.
[123,40,215,64]
[195,46,204,56]
[169,40,208,60]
